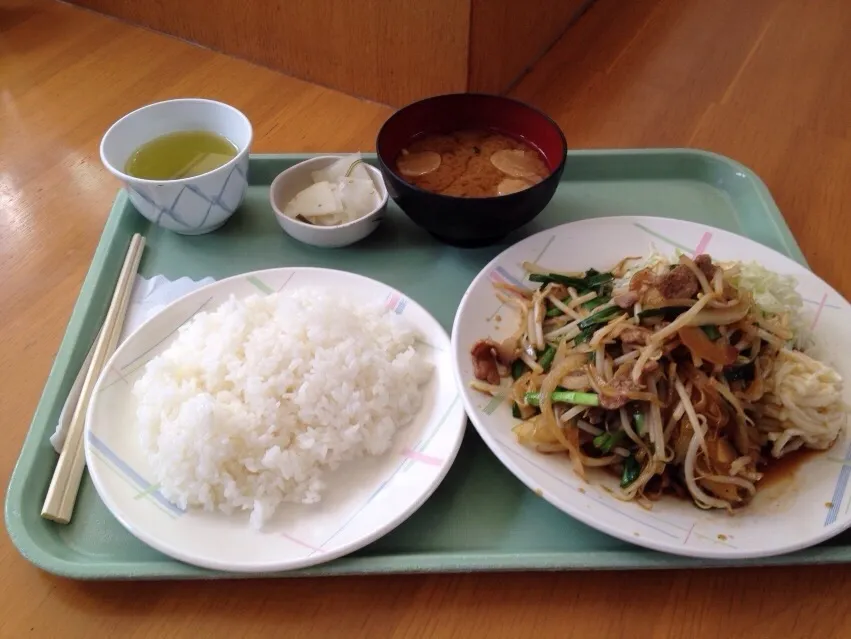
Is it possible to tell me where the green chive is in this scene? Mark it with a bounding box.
[700,325,721,340]
[633,410,645,435]
[574,327,595,346]
[578,306,620,331]
[528,272,614,290]
[593,430,624,453]
[529,273,587,289]
[538,345,557,372]
[620,455,641,488]
[582,295,610,311]
[524,390,600,408]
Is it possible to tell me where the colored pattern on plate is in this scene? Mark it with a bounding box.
[452,216,851,559]
[85,267,466,573]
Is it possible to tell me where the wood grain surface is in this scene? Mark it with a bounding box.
[64,0,470,105]
[468,0,591,94]
[66,0,591,102]
[2,0,851,637]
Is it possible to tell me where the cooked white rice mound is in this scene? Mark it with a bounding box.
[133,287,433,528]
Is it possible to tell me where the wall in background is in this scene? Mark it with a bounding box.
[468,0,592,94]
[68,0,591,105]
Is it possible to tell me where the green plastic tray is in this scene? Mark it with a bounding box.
[8,150,850,579]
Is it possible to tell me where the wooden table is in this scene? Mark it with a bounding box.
[2,0,850,636]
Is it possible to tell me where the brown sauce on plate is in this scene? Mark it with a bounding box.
[758,447,821,489]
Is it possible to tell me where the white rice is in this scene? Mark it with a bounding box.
[133,286,433,529]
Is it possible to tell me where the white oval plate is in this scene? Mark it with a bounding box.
[86,268,465,573]
[451,216,851,559]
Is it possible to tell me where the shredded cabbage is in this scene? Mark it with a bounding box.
[728,261,811,350]
[613,244,669,289]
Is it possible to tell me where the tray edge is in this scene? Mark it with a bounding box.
[4,191,135,577]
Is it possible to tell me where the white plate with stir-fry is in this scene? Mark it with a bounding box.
[452,217,851,559]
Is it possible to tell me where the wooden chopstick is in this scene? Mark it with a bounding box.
[41,233,145,524]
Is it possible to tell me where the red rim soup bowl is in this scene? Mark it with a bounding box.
[376,93,567,247]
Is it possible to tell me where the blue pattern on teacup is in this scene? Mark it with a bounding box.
[125,157,248,234]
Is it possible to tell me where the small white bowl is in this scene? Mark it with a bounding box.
[270,156,388,248]
[100,98,253,235]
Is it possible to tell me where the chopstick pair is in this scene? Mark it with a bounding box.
[41,233,146,524]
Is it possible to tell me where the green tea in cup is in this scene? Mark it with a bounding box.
[124,130,238,180]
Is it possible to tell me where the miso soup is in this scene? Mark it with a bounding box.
[394,129,550,198]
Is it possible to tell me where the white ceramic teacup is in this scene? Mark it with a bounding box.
[100,98,253,235]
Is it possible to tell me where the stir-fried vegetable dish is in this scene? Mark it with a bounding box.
[470,253,846,511]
